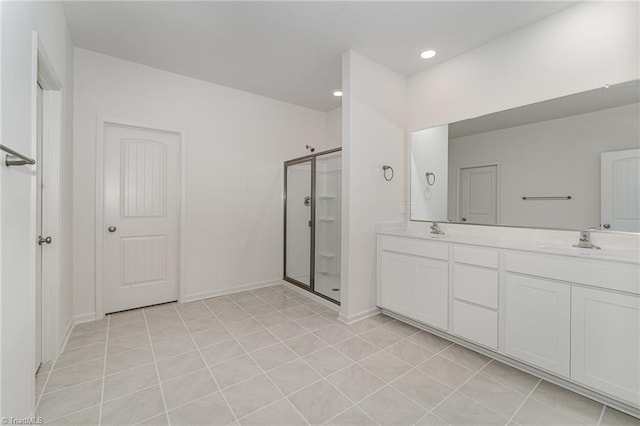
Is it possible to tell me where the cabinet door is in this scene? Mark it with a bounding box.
[505,274,570,376]
[378,250,412,317]
[412,256,449,331]
[572,287,640,406]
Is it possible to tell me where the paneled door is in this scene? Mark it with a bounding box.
[103,124,180,313]
[459,165,497,225]
[601,149,640,232]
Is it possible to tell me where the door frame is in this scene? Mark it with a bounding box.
[94,117,187,319]
[455,162,501,224]
[32,32,64,365]
[283,147,342,305]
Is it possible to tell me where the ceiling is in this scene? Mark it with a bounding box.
[62,1,577,112]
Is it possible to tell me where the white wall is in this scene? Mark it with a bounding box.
[411,125,448,221]
[341,51,406,321]
[326,107,342,149]
[1,1,74,417]
[447,103,640,230]
[408,1,639,132]
[73,49,330,317]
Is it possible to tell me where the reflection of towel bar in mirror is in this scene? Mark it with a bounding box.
[1,144,36,166]
[522,196,572,200]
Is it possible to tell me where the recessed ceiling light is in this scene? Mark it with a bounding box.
[420,50,437,59]
[333,90,343,97]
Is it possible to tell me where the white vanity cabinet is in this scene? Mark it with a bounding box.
[376,230,640,413]
[571,287,640,405]
[377,236,449,330]
[504,273,571,376]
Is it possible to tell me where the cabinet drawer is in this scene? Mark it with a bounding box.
[453,264,498,309]
[379,236,448,260]
[454,245,499,269]
[453,300,498,349]
[505,251,640,295]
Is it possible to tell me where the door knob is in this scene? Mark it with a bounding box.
[38,236,52,245]
[461,217,467,222]
[603,223,611,229]
[108,226,117,233]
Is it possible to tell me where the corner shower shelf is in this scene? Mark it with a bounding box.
[317,217,336,222]
[317,251,336,259]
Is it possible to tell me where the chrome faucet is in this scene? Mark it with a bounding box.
[572,228,601,250]
[430,221,444,235]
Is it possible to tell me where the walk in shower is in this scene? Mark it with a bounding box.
[284,148,341,304]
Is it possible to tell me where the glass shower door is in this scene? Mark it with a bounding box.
[314,151,341,300]
[285,160,313,287]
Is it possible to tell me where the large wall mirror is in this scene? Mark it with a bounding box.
[410,80,640,232]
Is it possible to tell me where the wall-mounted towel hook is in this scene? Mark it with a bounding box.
[382,165,394,182]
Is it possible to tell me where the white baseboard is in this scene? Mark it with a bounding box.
[74,312,96,324]
[182,279,283,303]
[338,306,381,325]
[58,316,75,355]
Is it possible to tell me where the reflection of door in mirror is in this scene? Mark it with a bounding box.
[601,149,640,232]
[459,165,497,225]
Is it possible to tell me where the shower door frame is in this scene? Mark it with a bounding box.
[283,147,342,305]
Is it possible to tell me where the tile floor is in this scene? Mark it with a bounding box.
[36,283,640,426]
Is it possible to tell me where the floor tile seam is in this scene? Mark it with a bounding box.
[131,412,170,426]
[97,314,110,426]
[386,363,457,409]
[62,338,109,353]
[172,301,240,424]
[48,354,108,374]
[201,299,311,424]
[379,324,422,340]
[467,369,535,399]
[321,398,381,426]
[159,388,219,415]
[229,396,288,424]
[507,379,541,424]
[412,411,451,426]
[419,351,507,423]
[245,309,381,414]
[524,382,600,425]
[475,359,544,395]
[40,402,102,424]
[437,350,492,373]
[69,326,109,340]
[35,354,57,409]
[596,405,606,426]
[101,382,163,406]
[141,308,171,425]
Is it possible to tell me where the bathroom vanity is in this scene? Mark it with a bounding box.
[376,225,640,415]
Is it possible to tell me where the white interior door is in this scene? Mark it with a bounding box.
[601,149,640,232]
[103,124,180,313]
[459,165,497,225]
[35,83,43,372]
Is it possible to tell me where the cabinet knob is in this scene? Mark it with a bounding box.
[461,217,467,222]
[603,223,611,229]
[108,226,117,233]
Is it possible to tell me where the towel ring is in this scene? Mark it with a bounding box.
[425,172,435,186]
[382,165,394,182]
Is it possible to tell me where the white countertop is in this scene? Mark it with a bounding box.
[377,226,640,265]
